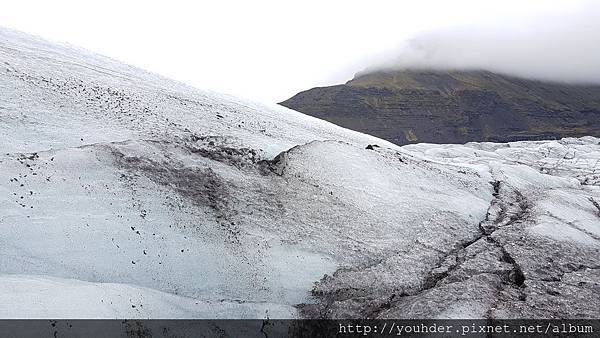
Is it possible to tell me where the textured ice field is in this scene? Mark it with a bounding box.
[1,27,598,319]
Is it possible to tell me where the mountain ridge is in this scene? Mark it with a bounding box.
[280,69,600,145]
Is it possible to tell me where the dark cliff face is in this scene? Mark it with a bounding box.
[280,70,600,145]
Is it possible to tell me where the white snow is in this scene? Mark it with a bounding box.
[0,275,294,319]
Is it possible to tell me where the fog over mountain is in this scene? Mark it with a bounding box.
[361,0,600,85]
[281,1,600,146]
[3,1,596,103]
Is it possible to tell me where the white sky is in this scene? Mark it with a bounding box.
[0,0,593,103]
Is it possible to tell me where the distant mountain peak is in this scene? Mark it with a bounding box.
[281,69,600,145]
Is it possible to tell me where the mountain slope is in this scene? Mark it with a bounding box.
[280,69,600,145]
[1,27,599,320]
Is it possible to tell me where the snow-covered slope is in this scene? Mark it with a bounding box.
[1,27,599,319]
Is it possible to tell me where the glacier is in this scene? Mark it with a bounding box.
[0,26,598,319]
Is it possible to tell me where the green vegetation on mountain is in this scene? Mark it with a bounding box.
[280,70,600,144]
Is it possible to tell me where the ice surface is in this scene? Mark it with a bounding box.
[1,27,598,319]
[0,275,294,319]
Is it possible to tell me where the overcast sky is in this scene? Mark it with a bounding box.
[1,0,598,103]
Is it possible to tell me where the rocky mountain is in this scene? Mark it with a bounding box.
[280,69,600,145]
[1,27,599,322]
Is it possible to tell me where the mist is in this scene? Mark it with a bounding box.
[363,0,600,84]
[2,1,599,101]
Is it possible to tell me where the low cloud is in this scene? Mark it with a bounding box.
[367,1,600,84]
